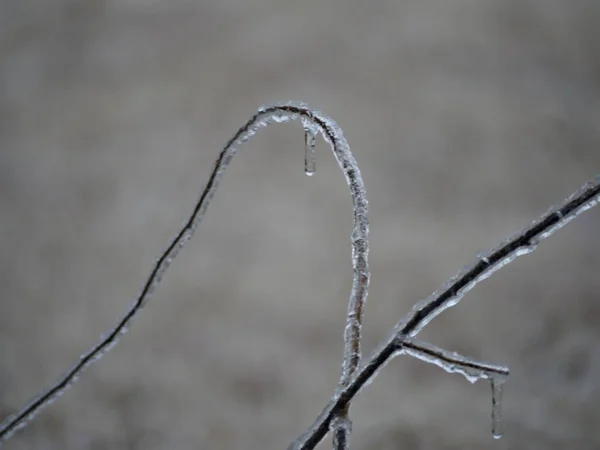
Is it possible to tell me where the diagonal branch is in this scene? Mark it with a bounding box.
[288,175,600,450]
[0,102,370,446]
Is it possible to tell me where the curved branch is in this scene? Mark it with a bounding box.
[0,102,370,445]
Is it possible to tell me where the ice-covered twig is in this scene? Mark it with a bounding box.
[399,339,509,383]
[400,338,509,438]
[2,102,599,449]
[0,103,370,446]
[289,175,600,450]
[394,175,600,339]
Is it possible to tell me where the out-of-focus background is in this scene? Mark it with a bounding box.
[1,1,600,448]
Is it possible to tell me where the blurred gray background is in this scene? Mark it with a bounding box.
[1,1,600,449]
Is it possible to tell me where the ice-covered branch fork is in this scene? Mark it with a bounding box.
[289,172,600,449]
[0,102,599,450]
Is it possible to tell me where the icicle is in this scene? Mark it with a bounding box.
[302,119,317,176]
[490,376,506,439]
[304,130,316,176]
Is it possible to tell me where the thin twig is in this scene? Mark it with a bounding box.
[0,102,370,445]
[288,175,600,450]
[400,339,509,382]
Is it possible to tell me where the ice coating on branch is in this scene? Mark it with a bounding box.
[396,249,534,338]
[0,102,372,448]
[0,324,128,446]
[400,339,509,384]
[255,103,371,385]
[392,176,600,340]
[8,101,593,450]
[289,177,599,449]
[330,416,352,450]
[397,338,509,438]
[256,103,370,382]
[535,176,600,241]
[341,335,402,396]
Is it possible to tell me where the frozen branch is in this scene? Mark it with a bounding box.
[399,339,509,383]
[289,174,600,450]
[1,101,598,449]
[0,103,370,446]
[400,339,509,438]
